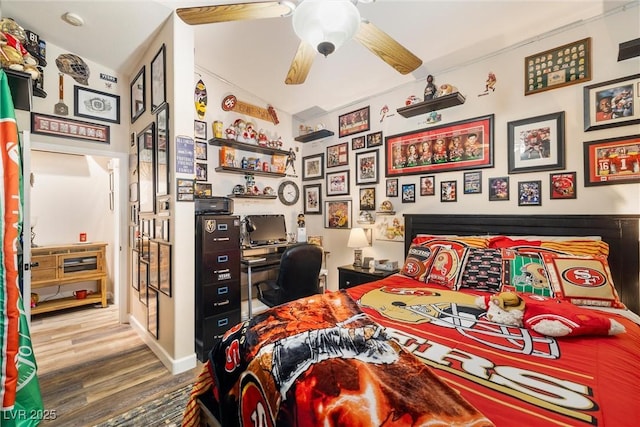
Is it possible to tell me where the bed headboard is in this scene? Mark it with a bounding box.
[404,214,640,315]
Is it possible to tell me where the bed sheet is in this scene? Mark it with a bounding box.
[345,274,640,427]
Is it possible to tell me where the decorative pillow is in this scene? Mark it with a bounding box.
[412,235,489,248]
[501,249,553,297]
[400,243,439,282]
[424,242,470,289]
[487,236,609,258]
[541,253,625,309]
[458,248,503,293]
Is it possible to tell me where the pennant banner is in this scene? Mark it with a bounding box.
[0,69,44,426]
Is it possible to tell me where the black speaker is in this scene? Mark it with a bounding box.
[5,69,32,111]
[618,38,640,61]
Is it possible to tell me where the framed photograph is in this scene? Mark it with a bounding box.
[303,183,322,214]
[159,242,172,297]
[374,215,404,242]
[524,37,591,96]
[441,180,457,202]
[150,44,166,112]
[401,183,415,203]
[420,175,435,196]
[324,199,352,229]
[339,105,370,138]
[488,177,510,201]
[583,73,640,132]
[155,103,169,197]
[583,134,640,186]
[130,66,145,123]
[302,153,324,181]
[195,162,208,181]
[194,182,212,197]
[550,172,577,199]
[518,180,542,206]
[463,171,482,194]
[385,114,494,177]
[366,131,383,148]
[195,140,207,160]
[148,240,159,290]
[355,149,379,185]
[137,122,155,214]
[31,112,110,144]
[386,178,398,197]
[507,111,565,173]
[326,170,350,196]
[131,249,140,291]
[147,287,159,339]
[359,187,376,210]
[352,136,365,150]
[194,120,207,140]
[139,259,149,306]
[73,86,120,124]
[307,235,323,246]
[326,142,348,168]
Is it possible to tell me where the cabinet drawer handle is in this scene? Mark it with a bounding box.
[214,299,230,306]
[213,237,230,242]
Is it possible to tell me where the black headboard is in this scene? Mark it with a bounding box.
[404,214,640,314]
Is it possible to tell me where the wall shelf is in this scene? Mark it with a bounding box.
[228,194,277,200]
[208,137,289,156]
[294,129,335,143]
[215,166,286,178]
[396,92,466,118]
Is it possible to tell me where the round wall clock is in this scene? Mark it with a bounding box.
[278,180,300,206]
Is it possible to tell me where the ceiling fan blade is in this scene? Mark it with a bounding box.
[177,1,293,25]
[285,41,316,85]
[354,20,423,75]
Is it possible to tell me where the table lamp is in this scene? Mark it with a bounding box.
[348,227,369,267]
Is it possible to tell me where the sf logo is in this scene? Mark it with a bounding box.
[222,95,237,111]
[224,339,241,372]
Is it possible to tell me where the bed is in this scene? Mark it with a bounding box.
[183,214,640,427]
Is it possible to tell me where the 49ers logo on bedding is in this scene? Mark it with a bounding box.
[240,372,275,427]
[561,267,607,287]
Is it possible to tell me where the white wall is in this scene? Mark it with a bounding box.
[297,6,640,289]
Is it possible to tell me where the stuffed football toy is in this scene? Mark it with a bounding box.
[476,291,625,337]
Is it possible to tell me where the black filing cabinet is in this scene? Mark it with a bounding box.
[195,214,241,362]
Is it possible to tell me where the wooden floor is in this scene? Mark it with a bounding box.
[30,304,201,426]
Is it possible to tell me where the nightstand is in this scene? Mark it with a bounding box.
[337,264,399,290]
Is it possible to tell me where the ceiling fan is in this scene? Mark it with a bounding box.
[176,0,423,85]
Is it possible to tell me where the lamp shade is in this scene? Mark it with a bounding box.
[347,227,369,248]
[292,0,361,56]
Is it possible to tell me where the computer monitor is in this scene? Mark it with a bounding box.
[246,214,288,246]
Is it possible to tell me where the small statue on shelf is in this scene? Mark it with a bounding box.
[285,148,296,175]
[423,74,437,101]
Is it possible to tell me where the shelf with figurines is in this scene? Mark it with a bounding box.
[294,125,334,143]
[228,180,277,200]
[214,165,286,178]
[396,76,465,118]
[375,200,396,215]
[208,137,289,157]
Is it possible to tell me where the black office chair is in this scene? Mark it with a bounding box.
[256,243,323,307]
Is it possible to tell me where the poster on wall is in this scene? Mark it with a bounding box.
[375,215,404,242]
[175,135,195,174]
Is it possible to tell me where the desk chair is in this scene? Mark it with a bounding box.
[256,243,323,307]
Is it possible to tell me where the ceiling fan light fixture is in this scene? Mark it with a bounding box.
[292,0,361,57]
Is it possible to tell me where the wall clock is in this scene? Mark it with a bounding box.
[278,180,300,206]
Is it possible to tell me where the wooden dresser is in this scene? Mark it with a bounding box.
[30,242,108,315]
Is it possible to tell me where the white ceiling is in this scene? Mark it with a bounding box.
[1,0,633,118]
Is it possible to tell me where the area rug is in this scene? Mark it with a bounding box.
[93,383,193,426]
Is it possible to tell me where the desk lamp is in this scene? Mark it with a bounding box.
[348,227,369,267]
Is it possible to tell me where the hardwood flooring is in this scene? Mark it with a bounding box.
[29,304,201,426]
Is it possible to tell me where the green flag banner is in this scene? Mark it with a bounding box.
[0,69,44,426]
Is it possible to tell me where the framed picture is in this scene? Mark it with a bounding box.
[150,44,166,112]
[137,122,155,214]
[194,182,212,197]
[195,163,208,181]
[374,215,404,242]
[550,172,577,199]
[73,86,120,124]
[148,240,159,290]
[339,105,370,138]
[139,259,149,306]
[326,170,350,196]
[420,175,435,196]
[518,180,542,206]
[147,287,159,339]
[583,134,640,186]
[401,183,415,203]
[303,183,322,214]
[324,199,352,229]
[488,177,510,201]
[583,73,640,132]
[130,66,145,123]
[195,140,207,160]
[302,153,324,181]
[359,187,376,210]
[159,242,172,297]
[386,178,398,197]
[355,149,379,185]
[441,180,457,202]
[131,249,140,291]
[307,236,323,246]
[463,171,482,194]
[155,103,169,197]
[326,142,348,168]
[194,120,207,140]
[366,131,383,148]
[507,111,565,174]
[352,136,365,150]
[524,37,591,96]
[31,112,110,144]
[385,114,494,177]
